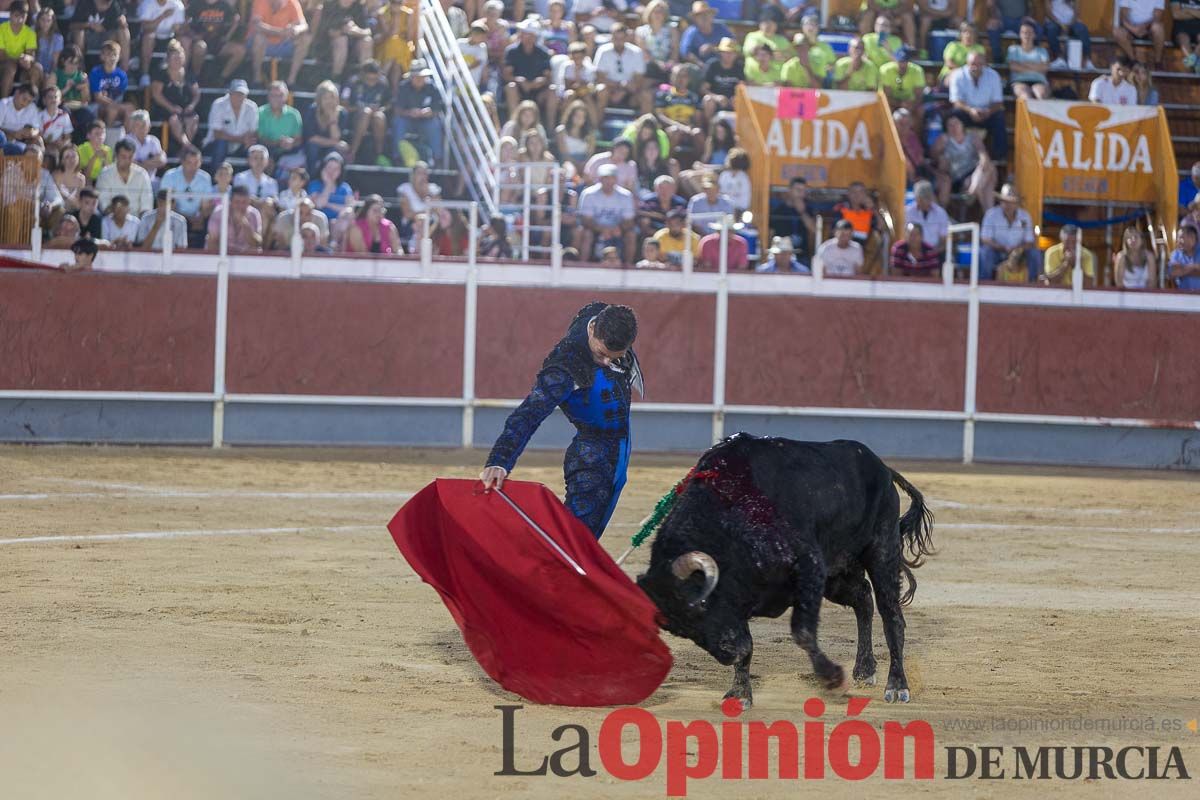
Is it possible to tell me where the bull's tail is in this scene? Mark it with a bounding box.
[891,469,935,606]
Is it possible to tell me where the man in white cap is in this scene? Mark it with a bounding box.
[757,236,811,273]
[577,163,636,263]
[392,59,445,165]
[980,183,1040,281]
[203,78,259,170]
[504,18,554,127]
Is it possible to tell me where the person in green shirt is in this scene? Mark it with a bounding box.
[0,1,41,99]
[77,121,113,182]
[863,14,903,68]
[880,47,926,127]
[835,37,880,92]
[744,42,784,86]
[54,46,92,108]
[939,22,986,86]
[860,0,916,48]
[782,14,835,88]
[257,80,304,158]
[742,5,790,63]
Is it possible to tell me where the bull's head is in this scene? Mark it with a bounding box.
[670,551,719,607]
[637,550,721,647]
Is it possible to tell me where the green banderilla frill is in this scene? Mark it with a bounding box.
[615,467,718,565]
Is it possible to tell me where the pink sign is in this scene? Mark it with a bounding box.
[777,88,819,120]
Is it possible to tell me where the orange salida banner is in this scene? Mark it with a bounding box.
[736,86,906,244]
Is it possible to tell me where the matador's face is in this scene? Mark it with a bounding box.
[586,321,627,368]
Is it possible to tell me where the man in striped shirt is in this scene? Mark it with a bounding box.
[890,222,941,277]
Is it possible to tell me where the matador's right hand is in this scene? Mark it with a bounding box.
[479,466,508,492]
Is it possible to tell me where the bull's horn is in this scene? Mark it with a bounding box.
[671,551,719,604]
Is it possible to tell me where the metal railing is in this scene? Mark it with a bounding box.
[493,161,561,264]
[418,0,499,221]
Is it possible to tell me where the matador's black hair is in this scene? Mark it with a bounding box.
[593,304,637,351]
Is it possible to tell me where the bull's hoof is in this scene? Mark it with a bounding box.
[855,673,877,687]
[883,688,911,703]
[723,690,753,710]
[820,664,846,691]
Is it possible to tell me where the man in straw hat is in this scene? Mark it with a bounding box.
[681,1,733,67]
[757,235,811,273]
[979,183,1040,281]
[702,37,742,119]
[504,18,554,127]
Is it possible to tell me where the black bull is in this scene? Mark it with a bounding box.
[637,434,935,707]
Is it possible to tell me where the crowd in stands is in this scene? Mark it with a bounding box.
[0,0,1197,289]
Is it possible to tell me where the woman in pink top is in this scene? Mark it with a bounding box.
[345,194,402,254]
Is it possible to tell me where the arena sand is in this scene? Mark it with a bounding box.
[1,445,1198,798]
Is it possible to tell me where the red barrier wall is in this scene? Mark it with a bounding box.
[725,296,967,410]
[226,279,464,396]
[0,270,215,391]
[475,288,715,404]
[977,305,1200,420]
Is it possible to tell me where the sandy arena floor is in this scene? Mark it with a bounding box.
[1,444,1198,798]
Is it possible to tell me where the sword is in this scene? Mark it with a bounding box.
[493,488,587,577]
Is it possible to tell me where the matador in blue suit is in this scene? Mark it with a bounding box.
[479,303,643,539]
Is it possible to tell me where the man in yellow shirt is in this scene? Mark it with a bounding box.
[879,47,926,126]
[744,42,783,86]
[863,14,903,68]
[652,208,701,269]
[835,38,879,92]
[0,2,41,98]
[782,15,835,88]
[1041,224,1096,287]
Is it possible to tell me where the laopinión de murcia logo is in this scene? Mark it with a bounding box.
[496,701,1193,796]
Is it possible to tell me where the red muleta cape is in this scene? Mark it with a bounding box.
[388,478,673,706]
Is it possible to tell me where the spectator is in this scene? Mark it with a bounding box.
[553,40,598,127]
[652,207,700,267]
[249,0,312,87]
[742,5,789,62]
[583,138,637,193]
[744,42,783,86]
[0,82,41,151]
[342,59,390,165]
[34,8,64,78]
[1180,162,1200,211]
[555,98,596,172]
[769,176,815,258]
[377,0,418,86]
[595,23,650,116]
[344,193,401,253]
[319,0,373,81]
[697,225,748,271]
[939,21,985,86]
[1007,17,1049,99]
[638,173,685,235]
[38,86,73,156]
[62,236,99,271]
[904,180,951,250]
[397,160,437,240]
[835,37,879,91]
[1114,225,1157,289]
[101,192,140,247]
[430,206,470,257]
[301,221,331,253]
[71,186,104,239]
[861,1,915,46]
[203,78,258,168]
[271,195,328,248]
[539,0,574,58]
[0,2,42,98]
[71,0,132,72]
[1130,60,1159,104]
[634,136,675,194]
[500,99,547,143]
[29,143,66,233]
[47,215,83,249]
[980,183,1040,281]
[636,0,678,86]
[127,109,166,178]
[986,0,1034,62]
[1168,224,1200,290]
[894,107,934,184]
[178,0,246,84]
[504,19,554,128]
[1040,223,1095,286]
[392,59,444,166]
[1178,0,1200,70]
[757,235,810,273]
[718,147,751,214]
[635,237,669,270]
[136,0,186,89]
[948,52,1006,161]
[308,151,354,221]
[686,173,734,234]
[702,37,742,117]
[276,166,308,213]
[138,188,188,249]
[96,138,152,214]
[77,120,112,181]
[701,117,735,166]
[53,46,92,117]
[301,79,351,171]
[1113,0,1165,70]
[478,1,509,71]
[1089,56,1138,106]
[573,0,627,36]
[863,14,902,69]
[816,218,864,276]
[1044,0,1093,69]
[159,144,213,247]
[149,40,200,153]
[255,80,302,168]
[655,64,702,155]
[880,47,925,125]
[680,1,731,68]
[206,184,262,252]
[890,221,940,276]
[933,114,996,212]
[87,38,132,131]
[54,144,87,212]
[460,21,489,89]
[784,17,835,88]
[234,144,278,229]
[576,163,636,263]
[918,0,962,55]
[478,214,513,259]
